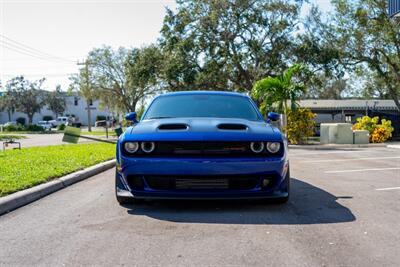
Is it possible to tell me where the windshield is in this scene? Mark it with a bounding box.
[143,94,261,121]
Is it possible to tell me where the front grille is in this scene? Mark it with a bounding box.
[175,178,229,189]
[144,175,261,190]
[122,141,283,157]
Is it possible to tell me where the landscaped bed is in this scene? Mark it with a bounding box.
[0,143,115,197]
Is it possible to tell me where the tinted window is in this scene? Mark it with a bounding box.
[143,94,261,121]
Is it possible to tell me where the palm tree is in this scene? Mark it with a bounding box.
[252,64,306,115]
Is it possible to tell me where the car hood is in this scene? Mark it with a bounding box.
[122,118,283,142]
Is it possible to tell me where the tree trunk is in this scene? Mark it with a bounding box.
[7,110,11,122]
[87,100,92,132]
[28,114,33,124]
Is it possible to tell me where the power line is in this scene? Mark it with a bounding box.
[0,34,76,63]
[0,43,73,64]
[0,39,73,63]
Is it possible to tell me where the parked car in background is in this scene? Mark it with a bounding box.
[116,91,289,205]
[36,121,52,131]
[47,119,57,128]
[54,117,69,126]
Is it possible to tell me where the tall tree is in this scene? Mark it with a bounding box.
[5,76,46,124]
[80,46,162,113]
[46,85,66,118]
[0,90,16,122]
[160,0,305,92]
[305,74,348,99]
[306,0,400,110]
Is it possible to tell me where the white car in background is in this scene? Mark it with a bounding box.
[36,121,52,131]
[52,117,68,127]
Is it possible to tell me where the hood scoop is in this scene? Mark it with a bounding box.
[158,123,189,130]
[217,123,248,130]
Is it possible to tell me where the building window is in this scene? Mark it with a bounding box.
[345,115,353,123]
[74,97,79,106]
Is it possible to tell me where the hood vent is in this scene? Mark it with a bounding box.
[158,124,188,130]
[217,123,248,130]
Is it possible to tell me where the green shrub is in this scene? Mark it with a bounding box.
[25,124,45,132]
[353,116,394,143]
[16,117,26,125]
[57,124,66,131]
[43,115,54,121]
[284,108,316,145]
[4,124,24,132]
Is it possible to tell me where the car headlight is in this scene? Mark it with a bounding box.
[124,142,139,154]
[141,141,155,153]
[250,142,265,153]
[266,142,281,153]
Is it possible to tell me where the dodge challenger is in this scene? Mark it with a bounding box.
[115,91,290,204]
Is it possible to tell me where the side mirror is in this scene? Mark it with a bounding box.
[125,112,138,123]
[267,112,280,122]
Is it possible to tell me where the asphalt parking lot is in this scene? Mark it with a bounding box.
[0,147,399,266]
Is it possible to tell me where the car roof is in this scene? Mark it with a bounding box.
[156,91,249,98]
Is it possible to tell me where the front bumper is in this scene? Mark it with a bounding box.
[116,156,289,199]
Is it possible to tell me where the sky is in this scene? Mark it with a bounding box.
[0,0,332,91]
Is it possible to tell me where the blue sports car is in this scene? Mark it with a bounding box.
[115,91,290,204]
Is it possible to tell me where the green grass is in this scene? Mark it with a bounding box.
[2,131,62,135]
[82,131,117,137]
[0,135,27,141]
[0,143,115,197]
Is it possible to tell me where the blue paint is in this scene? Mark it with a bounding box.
[116,91,289,200]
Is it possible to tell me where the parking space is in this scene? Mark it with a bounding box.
[0,147,399,266]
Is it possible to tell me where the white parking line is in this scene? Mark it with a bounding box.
[301,156,400,163]
[376,187,400,191]
[291,150,374,157]
[325,167,400,174]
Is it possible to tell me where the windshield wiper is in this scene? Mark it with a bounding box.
[147,116,176,119]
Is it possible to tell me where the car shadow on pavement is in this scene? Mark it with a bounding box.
[126,178,356,225]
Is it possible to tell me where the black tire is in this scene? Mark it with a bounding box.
[115,172,144,205]
[272,167,290,204]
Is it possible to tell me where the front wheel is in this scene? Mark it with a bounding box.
[272,167,290,204]
[115,171,144,205]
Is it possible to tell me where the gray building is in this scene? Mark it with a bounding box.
[299,99,400,136]
[0,94,110,126]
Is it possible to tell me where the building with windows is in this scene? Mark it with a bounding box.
[0,94,110,126]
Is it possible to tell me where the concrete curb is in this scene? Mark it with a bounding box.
[0,159,116,216]
[289,143,387,150]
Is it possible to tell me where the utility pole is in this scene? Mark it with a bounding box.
[77,60,92,132]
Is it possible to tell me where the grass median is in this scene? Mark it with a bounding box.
[0,135,27,141]
[0,143,115,197]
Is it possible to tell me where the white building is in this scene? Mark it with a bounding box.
[0,94,110,126]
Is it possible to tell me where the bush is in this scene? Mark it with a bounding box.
[284,108,316,145]
[353,116,394,143]
[43,115,54,121]
[96,115,106,121]
[16,117,26,126]
[25,124,45,132]
[57,124,66,131]
[4,124,24,132]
